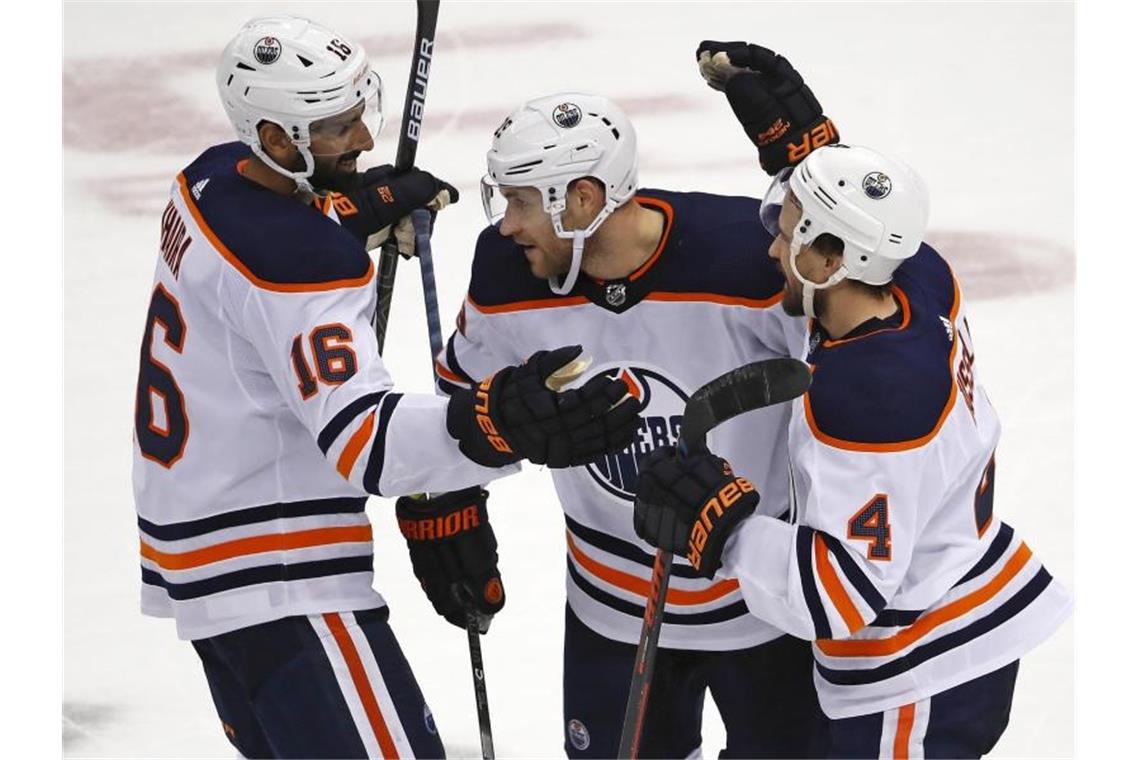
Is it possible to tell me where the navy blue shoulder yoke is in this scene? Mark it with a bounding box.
[638,188,785,303]
[804,245,962,449]
[180,142,371,290]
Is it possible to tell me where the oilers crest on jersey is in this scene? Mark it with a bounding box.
[583,363,689,502]
[434,186,810,650]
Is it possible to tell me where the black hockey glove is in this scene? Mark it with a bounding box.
[396,486,504,634]
[696,40,839,175]
[446,345,641,469]
[332,164,459,253]
[633,445,759,579]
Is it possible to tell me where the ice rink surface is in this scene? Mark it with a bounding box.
[63,2,1074,757]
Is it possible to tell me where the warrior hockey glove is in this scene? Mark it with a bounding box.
[332,164,459,252]
[633,445,759,579]
[446,345,641,469]
[396,487,504,633]
[696,40,839,175]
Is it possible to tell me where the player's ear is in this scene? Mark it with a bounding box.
[569,177,605,217]
[256,121,299,165]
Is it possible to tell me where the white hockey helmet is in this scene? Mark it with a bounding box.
[480,92,639,294]
[760,144,929,316]
[216,16,384,192]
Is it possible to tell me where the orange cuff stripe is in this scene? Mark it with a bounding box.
[813,533,865,635]
[817,542,1033,657]
[893,703,915,759]
[323,613,399,758]
[140,525,373,570]
[434,360,466,385]
[566,531,739,606]
[337,411,377,478]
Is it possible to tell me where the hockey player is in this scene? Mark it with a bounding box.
[632,100,1073,756]
[420,46,839,758]
[132,16,638,759]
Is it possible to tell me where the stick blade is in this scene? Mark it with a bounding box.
[680,358,812,451]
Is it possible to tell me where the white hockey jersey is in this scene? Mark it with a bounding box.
[435,190,807,650]
[721,245,1072,718]
[133,143,509,640]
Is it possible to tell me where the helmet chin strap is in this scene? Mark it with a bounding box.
[788,239,848,320]
[547,201,617,296]
[548,230,586,295]
[250,140,318,197]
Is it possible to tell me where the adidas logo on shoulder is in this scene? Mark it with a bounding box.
[191,178,210,200]
[939,315,955,342]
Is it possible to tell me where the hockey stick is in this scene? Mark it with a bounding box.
[413,213,496,760]
[373,0,441,353]
[385,6,495,756]
[616,357,813,759]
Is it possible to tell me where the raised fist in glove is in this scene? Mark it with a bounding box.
[332,164,458,252]
[696,41,839,175]
[633,445,759,579]
[396,486,504,633]
[446,344,640,469]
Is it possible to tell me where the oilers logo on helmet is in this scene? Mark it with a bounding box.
[583,365,689,501]
[862,171,892,200]
[552,102,583,129]
[253,36,281,65]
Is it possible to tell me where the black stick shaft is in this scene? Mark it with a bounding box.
[374,0,440,353]
[385,9,495,755]
[617,549,673,759]
[467,609,496,759]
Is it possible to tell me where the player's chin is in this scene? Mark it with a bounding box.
[312,166,359,194]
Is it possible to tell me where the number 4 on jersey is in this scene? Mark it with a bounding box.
[848,494,892,561]
[290,324,358,400]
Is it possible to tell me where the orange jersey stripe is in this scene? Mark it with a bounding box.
[177,173,374,293]
[323,613,400,758]
[813,533,866,635]
[643,291,783,309]
[466,293,590,314]
[337,411,376,479]
[627,195,675,282]
[566,531,739,606]
[140,525,373,571]
[818,287,913,348]
[894,703,915,758]
[817,541,1033,657]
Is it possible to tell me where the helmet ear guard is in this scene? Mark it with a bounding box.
[481,92,639,294]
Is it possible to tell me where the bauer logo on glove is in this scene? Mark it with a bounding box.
[696,40,840,175]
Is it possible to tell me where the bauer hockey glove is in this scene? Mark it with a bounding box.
[396,487,504,633]
[332,164,459,252]
[633,445,759,579]
[696,40,839,175]
[446,345,641,469]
